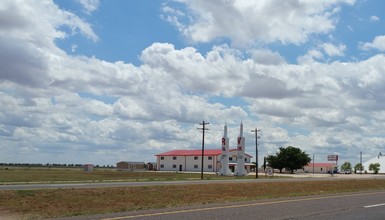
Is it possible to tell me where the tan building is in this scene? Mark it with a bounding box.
[301,163,337,174]
[116,161,145,171]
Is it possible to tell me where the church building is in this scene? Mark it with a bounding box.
[155,149,253,173]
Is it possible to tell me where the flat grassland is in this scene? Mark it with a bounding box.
[1,167,385,219]
[0,167,227,183]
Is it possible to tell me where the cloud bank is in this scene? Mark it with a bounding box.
[1,0,384,166]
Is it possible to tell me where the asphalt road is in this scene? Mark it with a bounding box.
[2,174,385,190]
[58,190,385,220]
[0,178,310,190]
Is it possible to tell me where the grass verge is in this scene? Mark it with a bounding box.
[1,179,385,219]
[0,167,271,184]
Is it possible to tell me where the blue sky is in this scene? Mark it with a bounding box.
[1,0,385,167]
[56,0,184,65]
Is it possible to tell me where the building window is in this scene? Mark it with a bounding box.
[160,164,164,168]
[245,158,247,162]
[321,168,323,171]
[208,165,212,169]
[194,156,198,160]
[173,164,177,168]
[194,165,198,169]
[160,156,164,160]
[229,157,233,161]
[208,156,213,160]
[173,156,177,160]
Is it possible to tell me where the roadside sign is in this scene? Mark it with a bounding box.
[327,155,338,161]
[266,168,273,177]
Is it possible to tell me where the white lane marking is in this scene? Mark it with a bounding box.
[364,203,385,208]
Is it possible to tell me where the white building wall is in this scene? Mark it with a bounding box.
[362,155,385,174]
[228,152,251,163]
[157,153,250,172]
[157,155,221,172]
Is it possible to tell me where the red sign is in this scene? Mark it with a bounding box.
[327,155,338,161]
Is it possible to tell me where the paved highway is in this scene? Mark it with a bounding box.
[58,190,385,220]
[0,178,318,190]
[2,174,384,190]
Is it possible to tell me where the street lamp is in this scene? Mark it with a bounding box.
[251,128,260,178]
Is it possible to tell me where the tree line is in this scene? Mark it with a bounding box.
[265,146,381,174]
[341,161,381,174]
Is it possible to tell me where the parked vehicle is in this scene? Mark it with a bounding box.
[344,169,352,174]
[327,169,338,174]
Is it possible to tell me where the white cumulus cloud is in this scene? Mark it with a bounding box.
[164,0,355,47]
[360,35,385,51]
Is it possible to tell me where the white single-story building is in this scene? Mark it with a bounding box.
[155,149,253,173]
[362,153,385,174]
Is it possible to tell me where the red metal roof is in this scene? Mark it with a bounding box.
[155,149,252,158]
[156,149,221,156]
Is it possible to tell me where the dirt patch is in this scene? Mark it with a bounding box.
[0,209,27,220]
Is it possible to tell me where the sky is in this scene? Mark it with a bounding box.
[1,0,385,166]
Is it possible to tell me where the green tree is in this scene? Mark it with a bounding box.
[354,163,363,173]
[266,154,285,173]
[340,161,352,171]
[266,146,311,173]
[369,163,380,174]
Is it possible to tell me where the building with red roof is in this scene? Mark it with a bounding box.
[155,149,253,173]
[301,163,337,174]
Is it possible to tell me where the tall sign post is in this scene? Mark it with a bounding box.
[218,123,232,176]
[327,155,338,175]
[235,122,247,176]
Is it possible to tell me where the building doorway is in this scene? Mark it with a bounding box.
[179,165,183,171]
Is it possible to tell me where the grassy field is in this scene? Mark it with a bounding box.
[1,179,385,219]
[0,167,264,183]
[1,167,385,219]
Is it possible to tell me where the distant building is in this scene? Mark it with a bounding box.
[155,149,253,173]
[301,163,336,174]
[147,162,157,171]
[83,164,94,172]
[362,153,385,174]
[116,161,145,171]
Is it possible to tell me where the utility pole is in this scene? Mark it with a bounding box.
[198,121,209,180]
[313,154,315,174]
[251,128,260,178]
[360,151,362,174]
